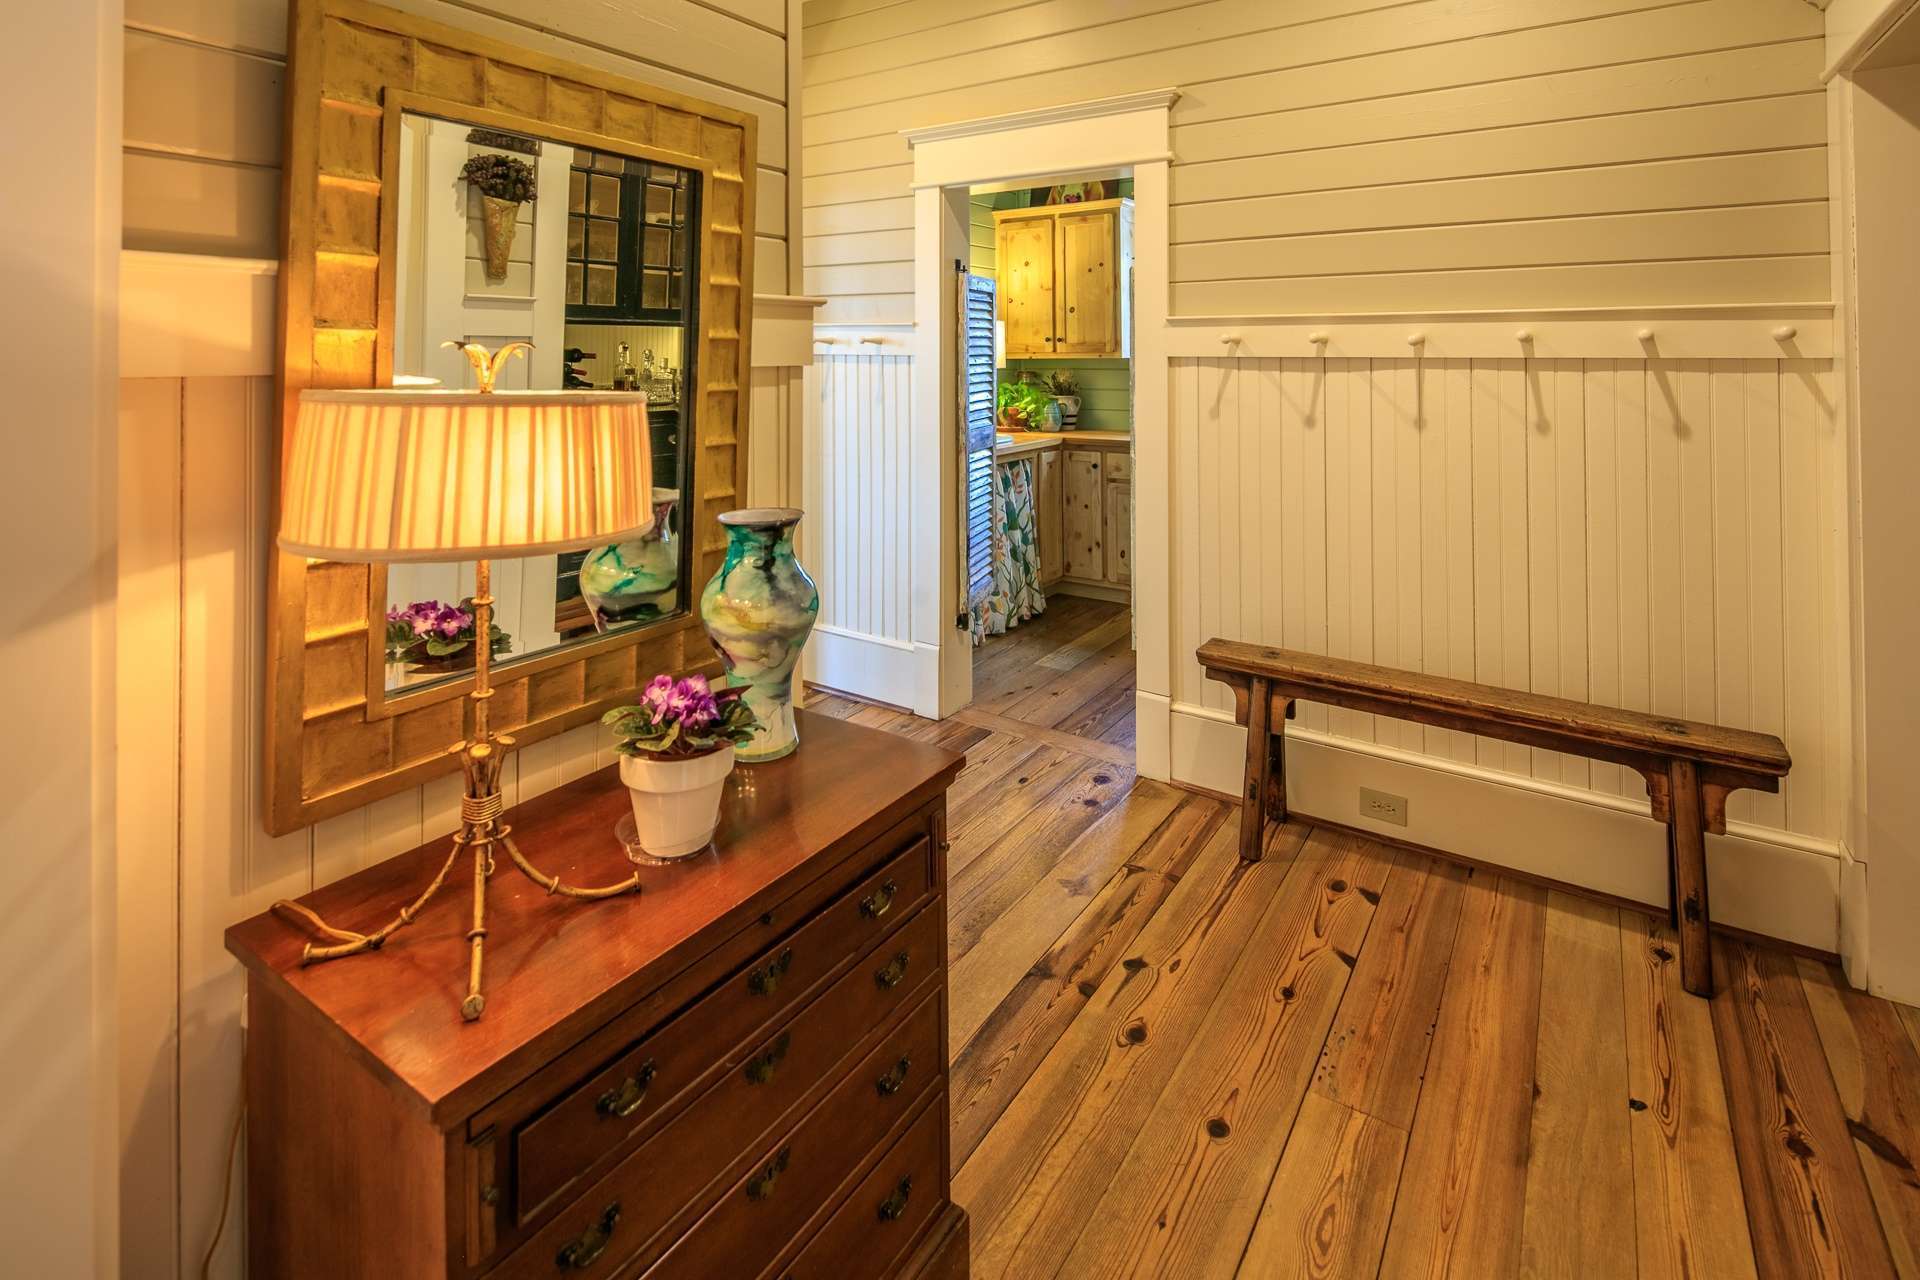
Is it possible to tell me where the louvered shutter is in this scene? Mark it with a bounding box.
[962,271,998,609]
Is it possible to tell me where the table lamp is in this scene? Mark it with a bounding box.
[273,342,653,1020]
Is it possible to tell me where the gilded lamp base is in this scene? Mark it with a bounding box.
[272,733,641,1021]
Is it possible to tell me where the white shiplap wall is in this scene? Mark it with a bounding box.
[117,2,809,1275]
[1169,355,1847,842]
[801,0,1829,324]
[125,0,794,282]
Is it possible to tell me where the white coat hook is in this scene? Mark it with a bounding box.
[1515,328,1533,344]
[1308,331,1330,347]
[1219,332,1244,348]
[1772,325,1798,342]
[1636,327,1656,343]
[1406,332,1426,349]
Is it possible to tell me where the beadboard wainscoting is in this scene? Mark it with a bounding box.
[118,323,815,1279]
[803,344,923,708]
[1157,352,1849,949]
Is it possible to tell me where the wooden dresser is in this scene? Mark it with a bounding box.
[227,712,969,1280]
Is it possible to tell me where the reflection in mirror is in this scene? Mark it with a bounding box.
[383,112,699,695]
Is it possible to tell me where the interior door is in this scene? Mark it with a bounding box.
[1055,208,1117,356]
[996,212,1055,356]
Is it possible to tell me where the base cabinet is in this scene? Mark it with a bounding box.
[1062,449,1105,582]
[1050,440,1130,597]
[1035,447,1063,586]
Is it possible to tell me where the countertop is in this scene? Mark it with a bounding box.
[996,430,1129,460]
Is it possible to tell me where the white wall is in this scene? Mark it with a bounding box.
[803,0,1830,324]
[1165,354,1847,948]
[799,0,1855,956]
[1828,41,1920,1001]
[115,2,813,1276]
[0,0,122,1272]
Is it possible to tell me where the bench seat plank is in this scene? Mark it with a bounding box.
[1197,637,1792,999]
[1197,640,1789,781]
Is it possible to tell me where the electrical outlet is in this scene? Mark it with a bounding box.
[1359,787,1408,827]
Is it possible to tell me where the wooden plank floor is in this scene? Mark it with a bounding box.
[805,599,1920,1279]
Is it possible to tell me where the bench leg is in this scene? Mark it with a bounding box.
[1267,701,1292,826]
[1240,678,1275,861]
[1666,758,1714,997]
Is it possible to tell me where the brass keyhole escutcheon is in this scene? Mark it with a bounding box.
[748,947,793,996]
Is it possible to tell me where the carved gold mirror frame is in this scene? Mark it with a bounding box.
[266,0,754,834]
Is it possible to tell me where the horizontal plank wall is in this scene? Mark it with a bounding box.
[801,0,1829,324]
[117,3,807,1276]
[125,0,793,279]
[1165,354,1849,947]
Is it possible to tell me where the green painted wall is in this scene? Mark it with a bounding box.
[1004,357,1131,432]
[973,186,1132,433]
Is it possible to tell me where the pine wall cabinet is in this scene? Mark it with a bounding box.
[992,199,1133,359]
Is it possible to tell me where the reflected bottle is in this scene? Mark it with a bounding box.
[699,509,819,762]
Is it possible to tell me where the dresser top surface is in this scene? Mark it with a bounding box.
[226,711,962,1118]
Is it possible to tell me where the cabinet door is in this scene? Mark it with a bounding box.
[1104,478,1131,586]
[1035,448,1064,585]
[1055,209,1118,356]
[996,214,1055,356]
[1062,449,1105,581]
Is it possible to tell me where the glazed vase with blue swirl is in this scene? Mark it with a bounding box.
[579,489,680,625]
[699,508,819,762]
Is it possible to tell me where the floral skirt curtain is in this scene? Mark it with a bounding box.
[970,456,1047,642]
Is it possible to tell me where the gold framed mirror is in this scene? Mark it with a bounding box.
[265,0,755,834]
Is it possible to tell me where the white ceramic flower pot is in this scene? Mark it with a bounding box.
[618,748,735,860]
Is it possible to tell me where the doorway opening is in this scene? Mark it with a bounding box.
[960,173,1136,759]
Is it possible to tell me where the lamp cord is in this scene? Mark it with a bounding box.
[201,1031,246,1280]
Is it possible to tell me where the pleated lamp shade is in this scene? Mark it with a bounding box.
[278,389,654,562]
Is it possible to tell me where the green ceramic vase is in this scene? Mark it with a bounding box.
[578,488,680,623]
[700,508,819,762]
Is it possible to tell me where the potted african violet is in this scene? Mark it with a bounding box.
[603,674,760,860]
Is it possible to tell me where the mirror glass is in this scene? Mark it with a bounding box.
[381,111,700,694]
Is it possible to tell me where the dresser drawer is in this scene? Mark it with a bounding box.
[636,993,944,1280]
[509,834,936,1224]
[779,1092,947,1280]
[489,903,947,1280]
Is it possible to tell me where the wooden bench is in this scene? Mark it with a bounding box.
[1197,639,1791,997]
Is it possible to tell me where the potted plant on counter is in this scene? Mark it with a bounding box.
[603,674,760,860]
[1043,369,1081,428]
[997,375,1061,432]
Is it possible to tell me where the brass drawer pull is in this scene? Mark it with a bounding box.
[744,1032,792,1086]
[555,1201,620,1270]
[875,1056,911,1097]
[874,951,910,991]
[747,948,793,996]
[594,1060,657,1120]
[859,879,897,920]
[746,1146,792,1201]
[878,1176,913,1223]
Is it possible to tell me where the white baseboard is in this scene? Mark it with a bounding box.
[1169,701,1841,954]
[1840,844,1869,989]
[809,625,923,713]
[1135,688,1171,781]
